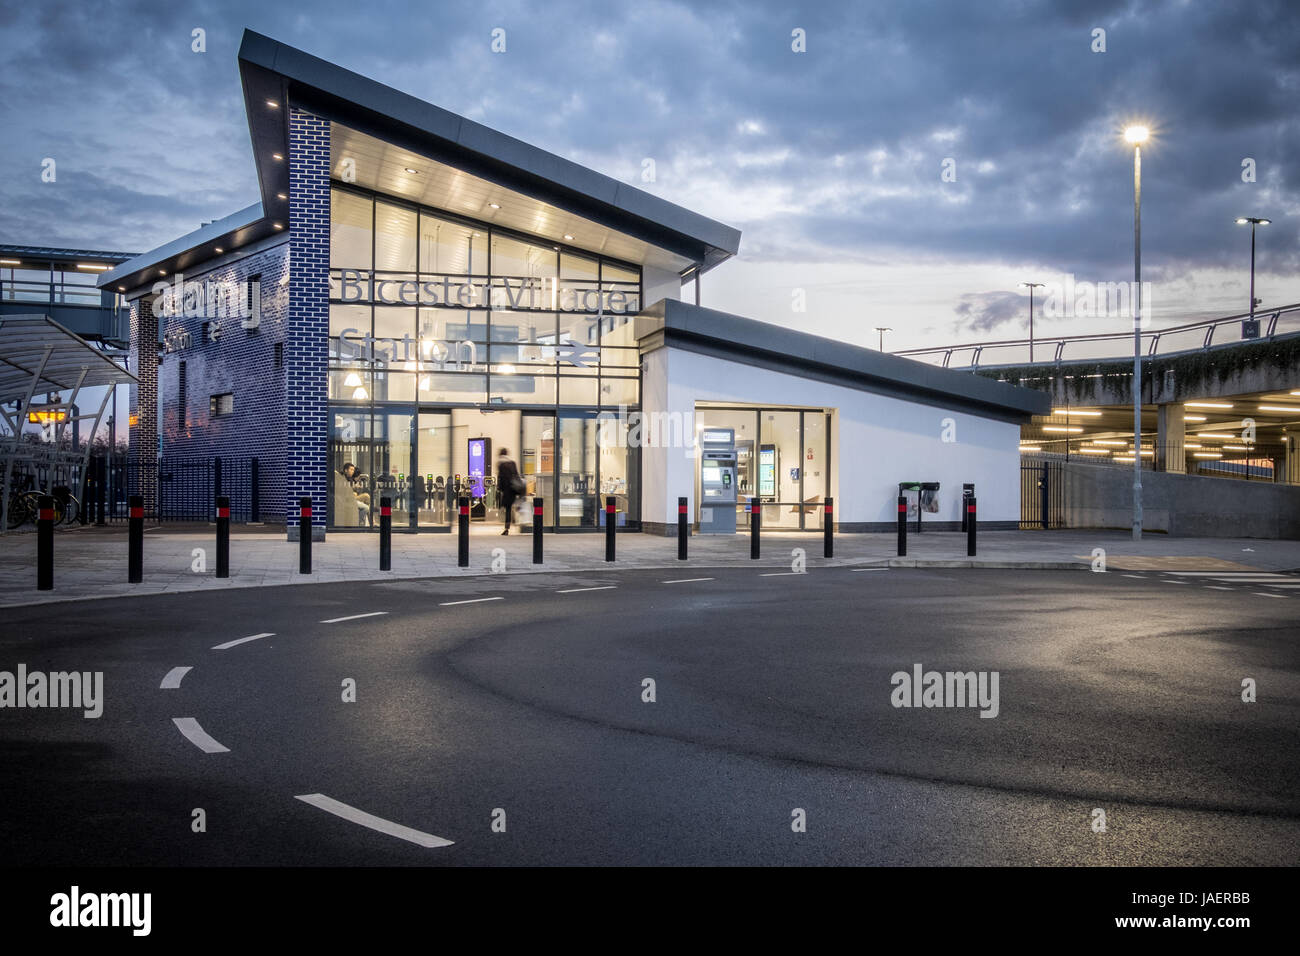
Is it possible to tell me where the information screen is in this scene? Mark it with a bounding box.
[758,446,776,497]
[468,438,489,497]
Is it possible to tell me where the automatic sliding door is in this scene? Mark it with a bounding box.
[557,413,596,528]
[522,413,554,528]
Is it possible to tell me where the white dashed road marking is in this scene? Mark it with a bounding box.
[212,632,275,651]
[294,793,453,848]
[760,572,805,577]
[557,586,617,593]
[160,666,192,689]
[172,717,230,754]
[320,612,389,624]
[850,568,889,572]
[1253,592,1288,599]
[439,597,504,606]
[662,578,714,584]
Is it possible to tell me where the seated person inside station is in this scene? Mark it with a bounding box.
[333,462,371,527]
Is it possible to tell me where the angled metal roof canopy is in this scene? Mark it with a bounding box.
[0,315,136,401]
[236,30,740,276]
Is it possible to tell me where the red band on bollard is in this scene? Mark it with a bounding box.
[898,504,907,513]
[39,509,54,521]
[533,506,543,516]
[967,504,976,513]
[130,507,143,519]
[606,504,615,513]
[380,506,391,516]
[459,505,469,515]
[751,502,759,513]
[678,504,687,514]
[217,507,230,518]
[300,506,312,517]
[825,503,833,514]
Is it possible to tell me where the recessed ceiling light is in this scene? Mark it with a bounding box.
[563,234,574,241]
[0,258,21,265]
[159,270,167,276]
[276,192,287,200]
[266,100,279,109]
[273,223,283,230]
[404,167,418,174]
[272,153,283,161]
[214,247,223,254]
[488,203,500,209]
[1185,401,1232,409]
[117,286,125,292]
[76,263,109,271]
[1258,405,1300,413]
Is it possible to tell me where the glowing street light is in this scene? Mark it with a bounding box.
[1123,124,1150,540]
[1235,216,1271,322]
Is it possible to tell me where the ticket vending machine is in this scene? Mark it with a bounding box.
[699,428,738,534]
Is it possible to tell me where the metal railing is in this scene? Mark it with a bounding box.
[895,303,1300,368]
[1020,442,1290,484]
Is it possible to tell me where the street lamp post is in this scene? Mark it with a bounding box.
[874,326,892,351]
[1235,216,1270,320]
[1124,125,1149,541]
[1019,282,1044,362]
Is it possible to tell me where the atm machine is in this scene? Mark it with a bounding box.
[699,428,738,534]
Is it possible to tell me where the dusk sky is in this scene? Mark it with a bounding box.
[2,0,1297,351]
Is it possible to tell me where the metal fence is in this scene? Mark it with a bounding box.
[85,454,262,523]
[1020,459,1065,530]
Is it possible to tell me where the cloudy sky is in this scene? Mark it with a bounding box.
[2,0,1297,351]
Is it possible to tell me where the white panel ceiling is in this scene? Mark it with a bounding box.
[330,124,692,274]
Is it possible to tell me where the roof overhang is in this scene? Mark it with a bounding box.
[97,203,277,295]
[237,30,740,277]
[637,299,1051,423]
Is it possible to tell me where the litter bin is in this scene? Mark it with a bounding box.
[898,481,940,533]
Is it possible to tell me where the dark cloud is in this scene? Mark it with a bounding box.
[953,290,1025,333]
[0,0,1297,291]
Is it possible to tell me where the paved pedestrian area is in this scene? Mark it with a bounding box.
[2,523,1297,607]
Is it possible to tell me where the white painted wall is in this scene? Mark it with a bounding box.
[642,346,1023,527]
[642,266,681,307]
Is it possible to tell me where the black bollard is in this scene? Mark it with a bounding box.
[128,494,143,583]
[824,497,834,559]
[37,494,54,591]
[532,497,543,564]
[215,495,230,578]
[897,495,907,557]
[299,497,312,574]
[967,497,977,557]
[457,496,469,568]
[750,500,760,559]
[677,496,688,560]
[605,496,616,561]
[379,496,392,571]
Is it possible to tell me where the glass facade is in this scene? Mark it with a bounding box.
[326,184,642,531]
[694,405,832,531]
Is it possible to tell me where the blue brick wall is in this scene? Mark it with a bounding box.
[156,242,289,521]
[287,110,331,539]
[128,295,158,511]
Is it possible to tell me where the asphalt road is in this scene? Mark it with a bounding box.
[1,566,1297,866]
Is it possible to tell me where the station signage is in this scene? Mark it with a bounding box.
[332,269,639,315]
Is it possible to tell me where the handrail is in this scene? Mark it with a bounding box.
[895,303,1300,368]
